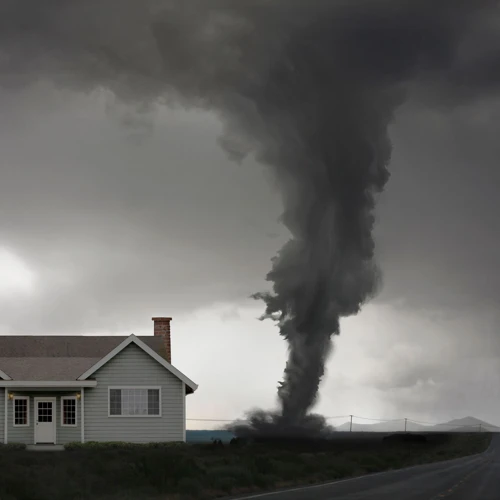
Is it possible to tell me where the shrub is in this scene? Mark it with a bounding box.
[252,455,276,475]
[0,443,26,451]
[64,441,186,451]
[124,449,205,495]
[177,477,203,497]
[207,465,254,487]
[267,460,305,481]
[64,442,85,451]
[211,476,237,494]
[325,460,358,479]
[383,433,427,444]
[254,473,279,489]
[353,454,387,473]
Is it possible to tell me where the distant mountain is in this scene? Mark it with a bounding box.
[435,417,500,432]
[334,420,431,433]
[442,416,489,427]
[185,416,500,443]
[334,416,500,433]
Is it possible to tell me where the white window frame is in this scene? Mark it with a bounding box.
[13,396,30,427]
[60,397,78,427]
[108,386,162,418]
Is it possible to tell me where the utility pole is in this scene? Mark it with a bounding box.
[349,415,353,432]
[404,418,407,433]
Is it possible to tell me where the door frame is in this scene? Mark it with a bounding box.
[33,397,57,444]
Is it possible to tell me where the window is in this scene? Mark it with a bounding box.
[61,397,77,426]
[13,397,29,426]
[109,387,161,417]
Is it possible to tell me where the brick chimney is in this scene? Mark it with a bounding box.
[152,317,172,363]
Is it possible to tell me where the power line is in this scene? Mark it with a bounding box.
[187,418,243,422]
[188,415,352,422]
[406,417,448,426]
[350,415,404,422]
[187,415,357,422]
[185,414,499,428]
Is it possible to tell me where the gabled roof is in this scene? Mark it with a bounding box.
[0,335,165,358]
[77,335,198,394]
[0,357,100,381]
[0,334,197,394]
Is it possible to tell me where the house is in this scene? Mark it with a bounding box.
[0,317,197,446]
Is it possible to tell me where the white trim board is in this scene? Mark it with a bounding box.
[3,389,7,444]
[0,369,12,381]
[181,382,186,442]
[80,387,85,444]
[77,335,198,393]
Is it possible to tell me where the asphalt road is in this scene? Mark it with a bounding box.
[236,434,499,500]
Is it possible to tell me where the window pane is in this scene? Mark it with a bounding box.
[109,389,160,416]
[38,402,53,423]
[122,389,147,415]
[14,399,28,425]
[63,399,76,425]
[110,389,122,415]
[148,389,160,415]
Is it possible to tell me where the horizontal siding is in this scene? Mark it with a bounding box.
[6,392,81,445]
[0,388,4,443]
[85,343,184,443]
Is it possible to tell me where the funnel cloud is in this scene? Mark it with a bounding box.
[2,0,500,436]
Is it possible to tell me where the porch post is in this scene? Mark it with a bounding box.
[80,387,85,443]
[4,389,7,444]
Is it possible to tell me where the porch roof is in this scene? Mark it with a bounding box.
[0,357,100,381]
[0,380,97,388]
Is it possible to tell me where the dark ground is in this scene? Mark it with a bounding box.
[231,433,499,500]
[0,432,492,499]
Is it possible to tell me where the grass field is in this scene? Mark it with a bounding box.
[0,432,492,500]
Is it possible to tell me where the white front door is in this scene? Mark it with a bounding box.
[34,399,56,444]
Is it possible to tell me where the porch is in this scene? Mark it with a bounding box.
[1,381,96,446]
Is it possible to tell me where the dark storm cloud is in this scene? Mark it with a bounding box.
[343,304,500,424]
[2,0,500,430]
[0,90,284,333]
[375,99,500,312]
[383,358,500,425]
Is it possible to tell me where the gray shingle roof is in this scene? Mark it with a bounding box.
[0,357,101,381]
[0,336,166,380]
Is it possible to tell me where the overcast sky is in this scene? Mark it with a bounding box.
[1,80,500,428]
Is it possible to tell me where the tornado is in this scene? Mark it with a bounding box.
[2,0,500,437]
